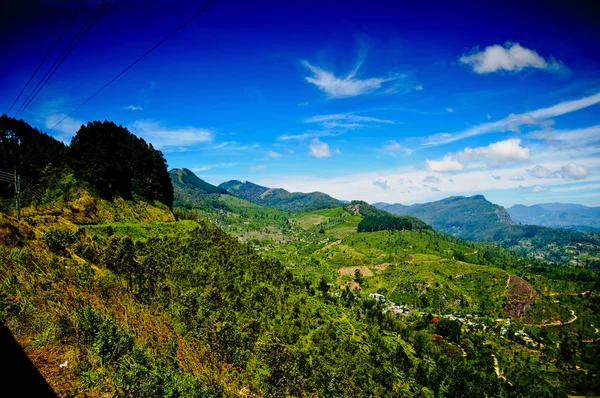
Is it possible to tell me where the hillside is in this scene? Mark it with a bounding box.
[374,196,600,266]
[348,200,430,232]
[375,195,514,238]
[219,180,342,212]
[508,203,600,231]
[170,168,228,195]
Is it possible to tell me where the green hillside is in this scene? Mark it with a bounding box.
[219,179,343,212]
[170,168,227,195]
[375,195,600,266]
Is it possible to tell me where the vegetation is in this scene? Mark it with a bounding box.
[376,195,600,267]
[0,118,599,396]
[219,179,342,212]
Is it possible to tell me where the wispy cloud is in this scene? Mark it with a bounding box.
[124,105,143,111]
[372,179,390,190]
[278,131,339,141]
[424,92,600,146]
[383,140,402,151]
[210,141,260,151]
[528,125,600,147]
[526,163,590,180]
[519,184,550,193]
[425,138,530,172]
[303,60,403,98]
[44,114,84,143]
[131,120,213,151]
[305,112,394,130]
[267,150,282,159]
[191,163,235,172]
[249,165,266,171]
[309,138,331,158]
[446,107,454,113]
[424,175,440,184]
[460,42,568,74]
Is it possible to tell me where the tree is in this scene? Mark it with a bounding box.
[68,120,173,207]
[318,276,329,296]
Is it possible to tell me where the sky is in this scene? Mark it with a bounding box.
[1,0,600,207]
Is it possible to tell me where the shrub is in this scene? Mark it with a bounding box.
[44,228,77,253]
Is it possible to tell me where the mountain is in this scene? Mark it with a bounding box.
[374,195,514,240]
[373,195,600,266]
[508,203,600,231]
[219,179,343,212]
[169,168,228,195]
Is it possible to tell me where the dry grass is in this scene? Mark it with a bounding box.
[337,266,374,277]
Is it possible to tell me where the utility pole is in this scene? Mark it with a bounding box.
[14,169,20,220]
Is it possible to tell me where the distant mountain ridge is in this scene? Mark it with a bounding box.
[373,195,600,266]
[374,195,514,240]
[219,180,342,212]
[508,203,600,231]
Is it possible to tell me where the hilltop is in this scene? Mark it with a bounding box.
[375,195,514,239]
[219,179,342,212]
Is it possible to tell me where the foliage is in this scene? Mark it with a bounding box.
[219,179,342,212]
[69,120,173,207]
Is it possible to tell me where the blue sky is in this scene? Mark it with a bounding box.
[2,0,600,206]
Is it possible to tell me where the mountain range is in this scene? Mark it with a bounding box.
[219,179,342,212]
[507,203,600,231]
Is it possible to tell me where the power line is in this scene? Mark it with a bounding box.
[49,0,218,133]
[6,0,88,115]
[15,0,111,118]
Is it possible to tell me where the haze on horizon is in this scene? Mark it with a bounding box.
[1,0,599,208]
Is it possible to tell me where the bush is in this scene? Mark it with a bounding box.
[44,228,77,253]
[77,306,134,364]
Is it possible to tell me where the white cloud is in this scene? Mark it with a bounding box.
[304,113,394,131]
[460,42,568,74]
[527,165,552,178]
[211,141,260,151]
[124,105,143,111]
[305,113,394,125]
[525,163,590,180]
[383,140,402,151]
[425,156,465,172]
[278,131,338,141]
[44,114,84,142]
[426,138,530,172]
[559,163,589,180]
[249,165,266,171]
[423,92,600,146]
[487,114,492,120]
[131,120,213,150]
[309,138,331,158]
[519,184,550,193]
[267,150,282,159]
[303,60,402,98]
[372,179,390,190]
[423,175,440,184]
[431,187,441,192]
[458,138,530,165]
[191,163,235,172]
[529,125,600,147]
[446,107,454,113]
